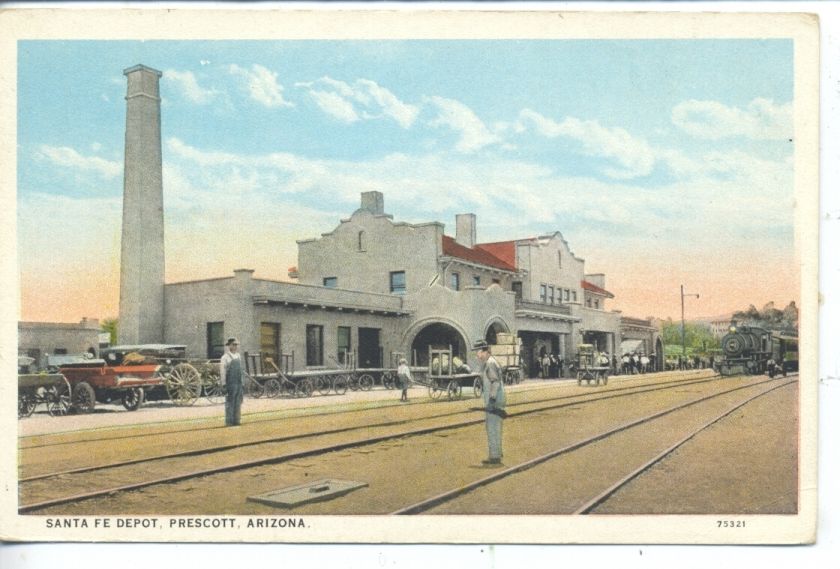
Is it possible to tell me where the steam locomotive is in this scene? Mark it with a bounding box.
[719,325,798,377]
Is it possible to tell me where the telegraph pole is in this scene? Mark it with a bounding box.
[681,284,700,357]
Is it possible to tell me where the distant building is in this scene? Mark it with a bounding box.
[18,318,101,370]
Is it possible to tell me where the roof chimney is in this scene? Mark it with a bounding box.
[360,191,384,215]
[455,213,476,249]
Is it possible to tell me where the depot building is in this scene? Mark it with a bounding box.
[112,64,661,374]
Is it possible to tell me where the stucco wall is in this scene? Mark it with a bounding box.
[297,210,443,295]
[516,234,584,304]
[19,320,101,368]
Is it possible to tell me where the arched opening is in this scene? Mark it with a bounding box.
[484,319,509,344]
[409,322,468,367]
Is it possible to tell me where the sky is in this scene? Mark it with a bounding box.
[17,39,797,323]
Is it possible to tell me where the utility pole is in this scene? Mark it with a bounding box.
[681,284,700,357]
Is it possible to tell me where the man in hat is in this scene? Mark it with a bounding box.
[219,337,244,426]
[473,339,506,465]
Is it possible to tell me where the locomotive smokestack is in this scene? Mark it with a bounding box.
[118,64,165,344]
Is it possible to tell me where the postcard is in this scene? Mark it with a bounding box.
[0,8,819,544]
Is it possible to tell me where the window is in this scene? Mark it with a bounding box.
[512,281,523,299]
[323,277,337,288]
[594,299,600,309]
[572,290,577,302]
[207,322,225,359]
[548,286,555,304]
[358,230,366,251]
[337,326,351,364]
[540,284,547,303]
[558,251,562,268]
[473,275,481,286]
[306,325,324,366]
[450,272,460,291]
[390,271,406,294]
[260,322,281,366]
[586,298,592,308]
[565,289,570,302]
[54,348,67,355]
[492,278,500,285]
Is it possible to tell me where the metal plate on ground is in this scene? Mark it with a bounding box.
[248,479,368,508]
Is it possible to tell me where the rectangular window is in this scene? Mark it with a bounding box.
[594,299,600,309]
[558,251,562,268]
[492,278,500,285]
[54,348,67,355]
[450,272,460,291]
[586,298,592,308]
[207,321,225,359]
[557,286,563,303]
[572,290,577,302]
[473,275,481,286]
[390,271,406,294]
[337,326,351,364]
[564,289,570,301]
[306,325,324,366]
[548,286,555,304]
[512,281,523,299]
[323,277,337,288]
[260,322,281,366]
[540,284,547,303]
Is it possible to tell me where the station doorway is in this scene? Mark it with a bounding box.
[409,322,467,367]
[518,331,560,378]
[358,328,381,368]
[583,331,610,354]
[484,321,509,345]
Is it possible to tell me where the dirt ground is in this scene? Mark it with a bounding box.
[22,370,797,517]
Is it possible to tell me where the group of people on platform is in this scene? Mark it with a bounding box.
[663,354,715,371]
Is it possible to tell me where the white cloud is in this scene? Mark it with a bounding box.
[296,76,418,128]
[426,96,501,153]
[671,98,792,140]
[163,69,217,104]
[519,109,656,179]
[308,89,360,123]
[35,145,121,179]
[229,64,294,108]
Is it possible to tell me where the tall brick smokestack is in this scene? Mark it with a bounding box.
[118,64,165,344]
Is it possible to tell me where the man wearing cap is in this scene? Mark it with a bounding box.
[220,337,244,427]
[473,339,506,465]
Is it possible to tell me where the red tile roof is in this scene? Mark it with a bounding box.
[442,235,517,271]
[581,280,614,298]
[475,240,516,269]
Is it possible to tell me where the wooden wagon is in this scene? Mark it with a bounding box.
[18,373,72,418]
[575,344,610,386]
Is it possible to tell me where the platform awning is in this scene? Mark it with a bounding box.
[620,339,644,354]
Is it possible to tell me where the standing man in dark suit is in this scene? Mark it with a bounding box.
[474,340,506,466]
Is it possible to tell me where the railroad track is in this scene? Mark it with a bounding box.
[392,375,797,515]
[20,371,721,482]
[19,371,753,514]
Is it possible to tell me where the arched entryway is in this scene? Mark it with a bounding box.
[408,321,469,367]
[483,318,510,345]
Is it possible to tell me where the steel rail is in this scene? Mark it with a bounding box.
[19,373,774,514]
[390,376,796,515]
[20,373,724,484]
[18,371,715,450]
[571,379,797,514]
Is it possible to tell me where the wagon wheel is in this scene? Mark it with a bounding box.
[382,371,396,390]
[71,381,96,413]
[296,378,314,398]
[446,380,462,400]
[264,378,282,398]
[47,383,71,417]
[333,374,348,395]
[347,374,361,391]
[164,363,201,406]
[203,369,225,403]
[316,375,332,396]
[279,378,296,398]
[473,377,483,398]
[18,391,36,418]
[246,374,265,398]
[358,374,375,392]
[428,383,443,399]
[122,387,144,411]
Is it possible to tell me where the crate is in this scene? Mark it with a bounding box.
[495,333,517,345]
[492,354,519,368]
[490,344,520,356]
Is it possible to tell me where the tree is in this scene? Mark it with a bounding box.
[662,319,720,355]
[101,318,118,345]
